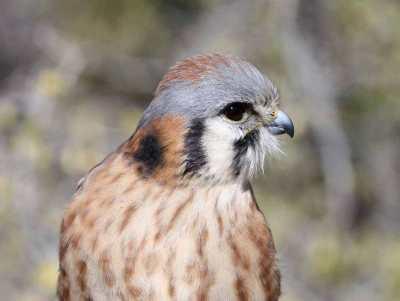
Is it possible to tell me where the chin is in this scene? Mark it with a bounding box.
[242,126,281,180]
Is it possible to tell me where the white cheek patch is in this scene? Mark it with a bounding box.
[201,118,281,180]
[202,118,241,179]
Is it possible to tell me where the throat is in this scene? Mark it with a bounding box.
[150,180,257,244]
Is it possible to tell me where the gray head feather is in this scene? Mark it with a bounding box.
[137,54,278,129]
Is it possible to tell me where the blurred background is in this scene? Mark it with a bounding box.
[0,0,399,300]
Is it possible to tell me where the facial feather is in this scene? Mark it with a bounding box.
[130,54,284,184]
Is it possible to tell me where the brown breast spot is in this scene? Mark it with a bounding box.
[76,259,87,293]
[227,233,250,271]
[57,266,70,301]
[70,231,82,250]
[127,284,142,298]
[119,204,138,234]
[91,232,99,253]
[123,240,139,282]
[165,250,177,298]
[99,250,116,287]
[247,222,281,300]
[235,275,250,301]
[165,191,194,235]
[144,252,159,276]
[197,226,209,257]
[214,202,224,237]
[196,265,215,301]
[62,210,77,233]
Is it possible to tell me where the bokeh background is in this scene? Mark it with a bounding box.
[1,0,399,300]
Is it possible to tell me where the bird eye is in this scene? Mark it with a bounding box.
[220,102,250,122]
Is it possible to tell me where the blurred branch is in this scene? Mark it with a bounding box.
[280,0,356,231]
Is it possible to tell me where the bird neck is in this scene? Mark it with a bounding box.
[120,116,248,187]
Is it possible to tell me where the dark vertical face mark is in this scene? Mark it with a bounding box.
[183,119,207,176]
[133,134,164,176]
[232,130,259,176]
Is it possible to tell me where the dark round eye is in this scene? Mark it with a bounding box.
[221,102,250,122]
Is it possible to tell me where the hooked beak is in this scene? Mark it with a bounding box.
[267,110,294,138]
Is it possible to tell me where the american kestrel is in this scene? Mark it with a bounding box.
[58,53,294,301]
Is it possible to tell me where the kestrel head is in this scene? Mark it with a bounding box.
[126,54,294,185]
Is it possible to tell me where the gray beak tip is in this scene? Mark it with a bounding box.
[268,110,295,138]
[287,127,294,138]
